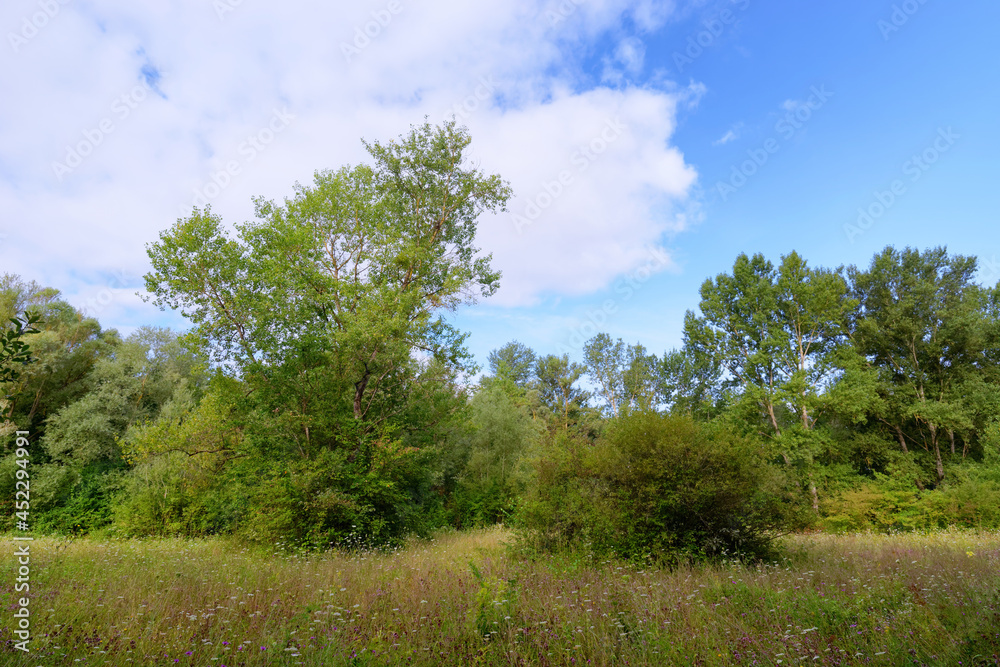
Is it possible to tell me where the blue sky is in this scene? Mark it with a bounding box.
[1,0,997,374]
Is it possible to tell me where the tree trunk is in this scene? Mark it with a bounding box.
[929,423,944,482]
[948,429,956,455]
[353,370,371,419]
[894,425,909,454]
[766,401,781,437]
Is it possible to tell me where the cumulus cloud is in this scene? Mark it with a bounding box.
[0,0,700,323]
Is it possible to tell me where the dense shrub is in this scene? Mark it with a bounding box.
[234,440,440,549]
[447,386,539,529]
[112,452,240,537]
[0,456,123,534]
[521,410,805,564]
[821,463,1000,532]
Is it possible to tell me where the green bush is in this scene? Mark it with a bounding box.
[517,431,608,553]
[233,435,443,550]
[448,477,518,529]
[521,410,804,564]
[447,385,539,529]
[820,462,1000,532]
[112,452,243,537]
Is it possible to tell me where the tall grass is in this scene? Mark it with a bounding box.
[2,528,999,665]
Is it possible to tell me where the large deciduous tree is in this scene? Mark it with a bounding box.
[847,246,999,482]
[583,333,658,415]
[688,252,854,511]
[145,120,511,440]
[535,353,589,430]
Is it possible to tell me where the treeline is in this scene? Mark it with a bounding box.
[482,245,1000,551]
[2,121,999,562]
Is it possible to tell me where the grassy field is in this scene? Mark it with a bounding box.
[2,528,999,666]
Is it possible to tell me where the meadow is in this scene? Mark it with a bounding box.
[2,528,999,666]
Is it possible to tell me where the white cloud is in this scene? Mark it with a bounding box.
[0,0,699,324]
[713,122,743,145]
[601,36,646,84]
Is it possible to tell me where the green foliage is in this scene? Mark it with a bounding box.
[848,246,999,482]
[533,353,590,431]
[234,436,436,549]
[522,411,807,564]
[517,430,606,552]
[821,463,1000,532]
[486,341,536,389]
[0,310,41,387]
[7,172,1000,555]
[582,333,659,415]
[145,120,509,427]
[2,287,118,445]
[112,384,241,536]
[125,121,513,547]
[112,452,224,536]
[657,317,725,420]
[32,461,125,534]
[0,454,123,533]
[467,560,518,640]
[449,386,540,528]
